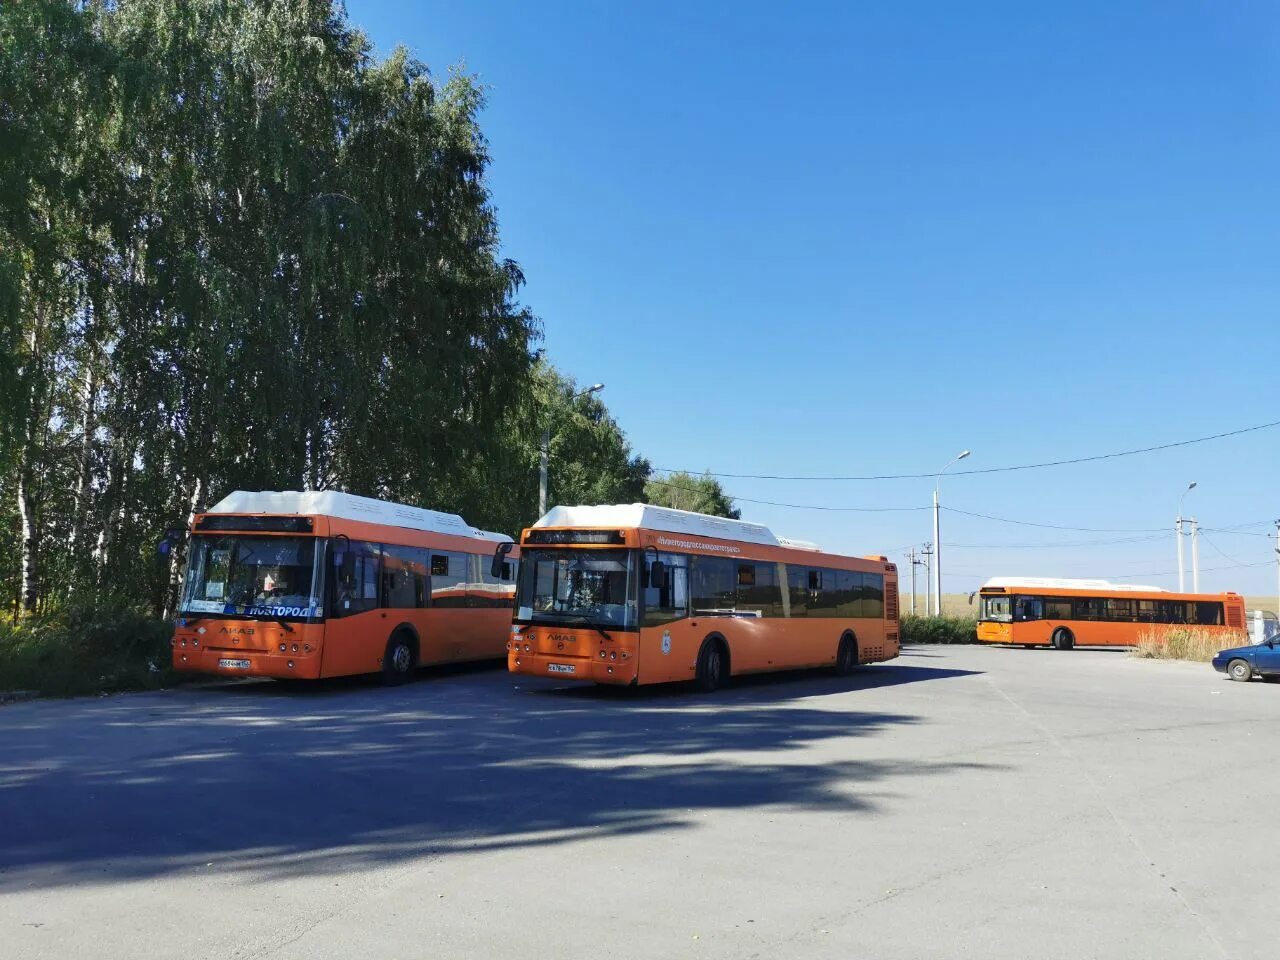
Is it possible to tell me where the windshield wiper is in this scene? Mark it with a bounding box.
[554,612,612,640]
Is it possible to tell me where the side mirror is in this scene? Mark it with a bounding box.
[491,542,514,579]
[156,528,184,557]
[649,559,665,588]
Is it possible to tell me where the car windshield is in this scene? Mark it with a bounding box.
[516,548,638,629]
[981,594,1012,622]
[180,535,324,619]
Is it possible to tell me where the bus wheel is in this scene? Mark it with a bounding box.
[695,637,728,693]
[835,633,859,676]
[1228,658,1253,682]
[382,632,417,686]
[1051,628,1075,651]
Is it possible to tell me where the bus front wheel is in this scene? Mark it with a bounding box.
[695,637,728,693]
[1051,628,1075,651]
[382,632,417,686]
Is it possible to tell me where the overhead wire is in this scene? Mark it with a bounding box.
[651,418,1280,481]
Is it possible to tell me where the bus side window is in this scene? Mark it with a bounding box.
[787,566,809,618]
[382,545,427,609]
[430,551,468,608]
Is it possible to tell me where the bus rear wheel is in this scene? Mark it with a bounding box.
[1051,628,1075,651]
[695,638,728,693]
[835,633,859,676]
[382,632,417,686]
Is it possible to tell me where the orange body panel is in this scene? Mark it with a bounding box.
[509,617,898,685]
[976,586,1246,648]
[508,523,899,685]
[173,512,516,681]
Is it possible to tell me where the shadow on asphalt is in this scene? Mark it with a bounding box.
[0,659,988,890]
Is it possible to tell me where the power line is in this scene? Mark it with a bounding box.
[944,507,1165,533]
[642,478,929,513]
[944,533,1168,549]
[652,418,1280,481]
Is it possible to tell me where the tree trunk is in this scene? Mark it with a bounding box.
[17,470,39,614]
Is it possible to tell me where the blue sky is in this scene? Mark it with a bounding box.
[346,1,1280,599]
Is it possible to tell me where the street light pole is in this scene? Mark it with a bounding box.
[539,382,604,516]
[1190,517,1200,593]
[1176,481,1196,593]
[932,450,971,616]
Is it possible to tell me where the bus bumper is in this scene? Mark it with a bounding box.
[172,628,323,680]
[507,649,638,684]
[976,621,1012,644]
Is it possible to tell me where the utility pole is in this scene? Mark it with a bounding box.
[906,547,916,616]
[1176,482,1196,593]
[922,543,934,616]
[1271,517,1280,613]
[932,450,971,616]
[1190,517,1200,593]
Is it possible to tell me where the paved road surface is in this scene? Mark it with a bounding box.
[3,645,1278,959]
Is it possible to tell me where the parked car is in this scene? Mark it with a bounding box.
[1212,640,1280,682]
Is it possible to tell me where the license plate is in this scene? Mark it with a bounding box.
[218,658,251,670]
[547,663,576,675]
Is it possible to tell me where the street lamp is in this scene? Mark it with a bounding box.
[932,449,971,615]
[539,382,605,516]
[1176,481,1196,593]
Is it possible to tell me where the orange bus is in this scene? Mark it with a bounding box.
[975,577,1246,649]
[506,504,899,690]
[171,490,518,683]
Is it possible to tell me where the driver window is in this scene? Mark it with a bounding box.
[1015,597,1043,621]
[331,540,381,618]
[643,552,689,626]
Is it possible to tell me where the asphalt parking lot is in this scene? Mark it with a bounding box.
[3,644,1278,960]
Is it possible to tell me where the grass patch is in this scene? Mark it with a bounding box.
[0,604,176,698]
[1130,627,1239,663]
[901,614,978,645]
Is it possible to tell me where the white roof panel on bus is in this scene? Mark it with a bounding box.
[534,503,785,548]
[207,490,512,542]
[982,577,1168,593]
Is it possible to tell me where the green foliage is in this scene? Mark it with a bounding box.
[900,615,978,645]
[644,471,740,519]
[0,1,649,626]
[0,603,175,697]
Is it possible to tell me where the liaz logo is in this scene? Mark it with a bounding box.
[548,633,576,644]
[220,626,256,636]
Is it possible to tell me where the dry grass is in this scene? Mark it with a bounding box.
[1130,627,1240,663]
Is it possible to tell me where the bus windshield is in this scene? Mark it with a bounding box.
[180,535,324,619]
[980,594,1012,622]
[516,548,638,629]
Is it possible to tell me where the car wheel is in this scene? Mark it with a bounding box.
[1051,628,1075,651]
[1228,658,1252,682]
